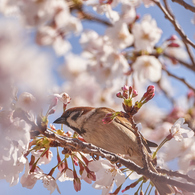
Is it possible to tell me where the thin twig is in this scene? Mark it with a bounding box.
[163,0,174,19]
[163,68,195,93]
[159,0,195,66]
[156,167,195,184]
[157,0,195,66]
[152,0,195,49]
[158,0,195,66]
[172,0,195,13]
[79,11,113,27]
[163,53,195,72]
[183,39,195,66]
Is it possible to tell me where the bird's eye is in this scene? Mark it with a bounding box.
[65,110,71,117]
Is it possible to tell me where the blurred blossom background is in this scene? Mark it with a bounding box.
[0,0,195,194]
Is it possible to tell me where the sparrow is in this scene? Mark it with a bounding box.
[54,106,173,195]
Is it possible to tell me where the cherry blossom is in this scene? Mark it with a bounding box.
[21,161,60,194]
[56,168,74,182]
[15,92,36,113]
[80,31,114,69]
[88,52,129,87]
[142,0,155,7]
[178,140,195,173]
[86,0,120,22]
[88,159,125,194]
[53,92,71,105]
[36,173,61,194]
[164,36,188,62]
[31,149,53,165]
[105,21,134,49]
[158,136,194,163]
[58,53,88,80]
[0,19,55,109]
[121,3,136,24]
[80,168,95,184]
[0,111,31,185]
[132,55,162,82]
[132,15,162,52]
[169,118,194,141]
[20,162,42,189]
[62,73,102,106]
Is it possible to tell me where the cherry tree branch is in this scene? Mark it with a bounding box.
[40,128,195,192]
[163,0,174,19]
[171,0,195,13]
[70,2,112,27]
[156,167,195,184]
[162,0,195,67]
[163,53,195,72]
[152,0,195,50]
[79,11,113,27]
[162,67,195,92]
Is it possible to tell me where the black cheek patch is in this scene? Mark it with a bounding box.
[71,112,81,121]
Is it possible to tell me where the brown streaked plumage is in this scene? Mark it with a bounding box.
[54,106,173,195]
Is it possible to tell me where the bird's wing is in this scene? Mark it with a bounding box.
[114,116,157,153]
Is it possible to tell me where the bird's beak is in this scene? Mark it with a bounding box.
[53,116,64,124]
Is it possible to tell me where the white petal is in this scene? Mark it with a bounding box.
[114,171,126,187]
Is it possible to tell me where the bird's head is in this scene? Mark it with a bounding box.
[53,107,95,134]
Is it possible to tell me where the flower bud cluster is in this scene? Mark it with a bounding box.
[116,85,155,115]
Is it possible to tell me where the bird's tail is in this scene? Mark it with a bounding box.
[151,180,173,195]
[149,162,173,195]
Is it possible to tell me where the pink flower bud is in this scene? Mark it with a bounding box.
[144,93,155,102]
[132,89,138,98]
[111,185,122,194]
[136,14,140,20]
[190,159,195,166]
[73,177,81,192]
[167,43,180,47]
[48,108,55,115]
[123,91,128,99]
[102,117,113,124]
[107,0,113,4]
[86,170,96,181]
[116,92,123,98]
[79,162,84,175]
[147,85,155,94]
[121,85,129,92]
[73,156,78,166]
[129,86,133,95]
[80,154,90,165]
[58,162,66,172]
[187,90,195,99]
[121,180,139,193]
[167,35,178,41]
[102,113,114,124]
